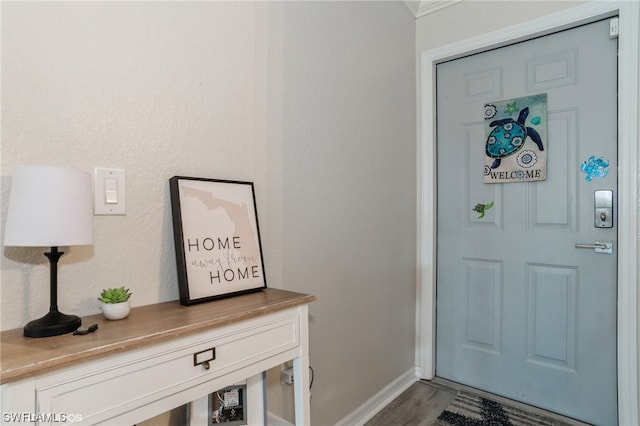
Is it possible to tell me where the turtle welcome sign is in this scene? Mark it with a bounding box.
[483,94,547,184]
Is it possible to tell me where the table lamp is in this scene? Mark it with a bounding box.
[4,165,94,337]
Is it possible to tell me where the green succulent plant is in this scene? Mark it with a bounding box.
[98,287,132,304]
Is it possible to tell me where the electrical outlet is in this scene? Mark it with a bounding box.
[281,367,294,385]
[211,385,246,424]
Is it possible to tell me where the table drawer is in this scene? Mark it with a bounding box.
[36,312,300,424]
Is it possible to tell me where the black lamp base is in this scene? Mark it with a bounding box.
[23,310,81,338]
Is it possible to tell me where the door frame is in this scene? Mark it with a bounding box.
[417,2,639,424]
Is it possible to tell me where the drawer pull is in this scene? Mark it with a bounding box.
[193,347,216,370]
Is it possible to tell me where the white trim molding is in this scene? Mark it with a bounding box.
[416,0,462,18]
[334,368,417,426]
[418,2,639,425]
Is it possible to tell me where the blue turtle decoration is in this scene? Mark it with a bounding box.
[580,156,609,181]
[485,107,544,169]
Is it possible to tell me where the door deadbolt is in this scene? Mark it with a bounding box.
[594,190,613,228]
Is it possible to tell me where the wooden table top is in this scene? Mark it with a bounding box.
[0,288,315,384]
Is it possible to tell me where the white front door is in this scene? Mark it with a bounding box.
[435,18,618,425]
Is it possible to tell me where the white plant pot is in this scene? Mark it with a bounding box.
[101,301,131,320]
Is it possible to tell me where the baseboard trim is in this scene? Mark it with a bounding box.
[334,367,418,426]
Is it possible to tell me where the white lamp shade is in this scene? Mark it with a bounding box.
[4,166,94,247]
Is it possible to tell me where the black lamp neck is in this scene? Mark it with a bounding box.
[43,246,64,312]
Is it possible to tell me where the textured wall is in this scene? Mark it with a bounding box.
[1,1,271,329]
[1,2,417,425]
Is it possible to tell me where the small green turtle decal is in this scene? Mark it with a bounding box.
[472,201,494,218]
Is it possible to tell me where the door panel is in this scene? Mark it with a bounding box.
[526,264,578,371]
[436,19,617,425]
[531,110,577,229]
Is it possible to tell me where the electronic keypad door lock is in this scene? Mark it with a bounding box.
[594,190,613,228]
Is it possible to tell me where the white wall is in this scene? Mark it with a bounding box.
[279,3,417,424]
[1,2,417,425]
[416,1,581,52]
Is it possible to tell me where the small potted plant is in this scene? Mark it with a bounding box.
[98,286,132,320]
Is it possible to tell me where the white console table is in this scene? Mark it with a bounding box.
[0,289,315,425]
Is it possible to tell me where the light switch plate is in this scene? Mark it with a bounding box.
[94,168,126,215]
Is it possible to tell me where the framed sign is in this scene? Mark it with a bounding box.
[169,176,266,305]
[483,93,547,183]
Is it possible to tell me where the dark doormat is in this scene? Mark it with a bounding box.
[435,390,583,426]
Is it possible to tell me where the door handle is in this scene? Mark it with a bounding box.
[575,241,613,254]
[575,242,607,249]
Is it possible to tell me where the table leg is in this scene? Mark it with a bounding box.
[246,372,266,426]
[189,395,209,426]
[293,356,311,426]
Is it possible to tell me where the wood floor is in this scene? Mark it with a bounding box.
[364,379,457,426]
[365,378,591,426]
